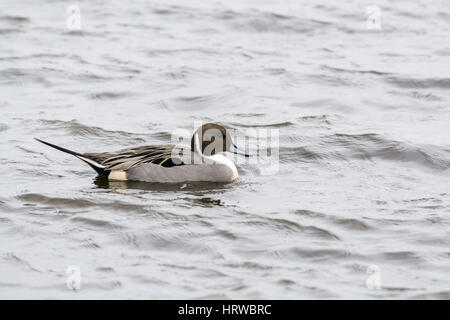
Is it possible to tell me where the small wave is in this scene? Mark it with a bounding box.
[88,91,135,100]
[297,114,335,125]
[145,47,219,57]
[0,217,13,225]
[0,68,51,86]
[36,119,149,144]
[96,266,115,273]
[386,76,450,89]
[264,67,288,76]
[279,246,354,261]
[82,238,102,249]
[152,8,176,16]
[245,215,340,240]
[71,216,124,230]
[409,91,441,101]
[306,72,363,88]
[0,16,29,23]
[294,209,371,231]
[215,9,330,34]
[278,132,450,171]
[0,53,69,62]
[320,65,391,76]
[279,146,323,162]
[17,193,98,208]
[228,113,266,118]
[2,252,40,273]
[83,280,122,290]
[0,66,109,86]
[16,193,148,213]
[223,261,273,271]
[62,30,105,38]
[378,251,427,264]
[411,291,450,299]
[231,121,293,128]
[435,48,450,56]
[328,133,450,170]
[0,28,22,35]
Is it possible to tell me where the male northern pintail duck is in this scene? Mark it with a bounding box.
[36,123,249,183]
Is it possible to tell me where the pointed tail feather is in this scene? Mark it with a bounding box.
[35,138,108,176]
[35,138,83,157]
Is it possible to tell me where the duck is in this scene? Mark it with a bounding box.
[35,123,249,183]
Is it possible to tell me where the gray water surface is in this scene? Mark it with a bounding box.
[1,0,450,299]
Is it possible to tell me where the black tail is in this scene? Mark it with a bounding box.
[35,138,107,176]
[35,138,83,157]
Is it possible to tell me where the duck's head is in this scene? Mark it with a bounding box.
[190,123,249,157]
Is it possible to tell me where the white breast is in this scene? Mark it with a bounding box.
[209,154,238,181]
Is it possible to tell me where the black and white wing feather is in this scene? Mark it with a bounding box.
[35,139,186,176]
[84,145,185,171]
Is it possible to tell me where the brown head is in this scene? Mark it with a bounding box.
[190,123,249,157]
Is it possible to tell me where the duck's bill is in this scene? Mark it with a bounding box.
[228,144,250,157]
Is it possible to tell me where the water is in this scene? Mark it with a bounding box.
[1,0,449,299]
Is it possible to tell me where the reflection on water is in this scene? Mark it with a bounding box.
[93,175,234,193]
